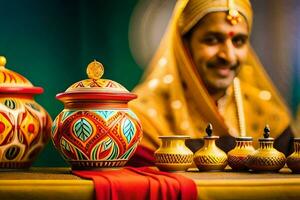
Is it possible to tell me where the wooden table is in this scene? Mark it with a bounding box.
[0,167,299,200]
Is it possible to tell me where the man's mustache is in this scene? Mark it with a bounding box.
[207,58,239,69]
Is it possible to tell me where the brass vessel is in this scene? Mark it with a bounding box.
[246,125,286,172]
[228,137,255,170]
[154,135,193,171]
[194,124,227,171]
[287,138,300,173]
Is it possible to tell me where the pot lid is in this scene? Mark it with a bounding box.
[56,60,137,101]
[0,56,43,94]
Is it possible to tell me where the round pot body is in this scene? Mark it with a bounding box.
[51,60,143,169]
[0,95,52,168]
[194,137,227,171]
[52,103,142,169]
[246,140,286,172]
[0,56,52,169]
[228,137,255,170]
[154,136,193,171]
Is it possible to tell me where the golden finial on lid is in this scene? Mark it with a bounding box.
[86,60,104,80]
[0,56,7,67]
[226,0,242,25]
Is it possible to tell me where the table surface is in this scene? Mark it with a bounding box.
[1,167,300,200]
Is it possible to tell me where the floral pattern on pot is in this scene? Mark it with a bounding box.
[52,109,142,166]
[51,60,143,169]
[0,97,52,168]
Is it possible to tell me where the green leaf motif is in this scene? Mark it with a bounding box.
[62,111,75,121]
[61,138,70,151]
[96,110,115,120]
[120,144,137,159]
[73,118,93,142]
[122,119,135,143]
[107,144,118,160]
[4,99,16,109]
[26,103,40,111]
[51,118,58,137]
[103,138,112,150]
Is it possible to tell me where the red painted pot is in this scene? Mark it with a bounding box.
[51,60,143,169]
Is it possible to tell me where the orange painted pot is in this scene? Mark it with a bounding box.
[0,56,52,169]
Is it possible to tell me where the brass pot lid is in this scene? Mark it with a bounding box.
[158,135,191,139]
[0,56,43,94]
[235,136,253,141]
[56,60,137,102]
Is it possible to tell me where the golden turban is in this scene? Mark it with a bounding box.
[179,0,253,34]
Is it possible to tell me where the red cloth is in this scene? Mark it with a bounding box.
[126,145,155,166]
[72,167,197,200]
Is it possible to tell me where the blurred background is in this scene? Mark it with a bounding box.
[0,0,299,166]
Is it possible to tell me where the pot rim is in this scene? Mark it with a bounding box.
[158,135,191,139]
[56,91,137,102]
[0,86,44,94]
[236,136,253,141]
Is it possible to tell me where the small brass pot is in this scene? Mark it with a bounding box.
[194,136,227,171]
[154,135,193,171]
[287,138,300,173]
[194,124,227,171]
[246,126,286,172]
[228,137,255,171]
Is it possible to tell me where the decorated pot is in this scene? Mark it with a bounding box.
[194,124,227,171]
[227,136,255,171]
[246,125,286,172]
[0,56,52,169]
[51,60,143,169]
[154,135,193,171]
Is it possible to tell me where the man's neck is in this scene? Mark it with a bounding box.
[208,89,226,102]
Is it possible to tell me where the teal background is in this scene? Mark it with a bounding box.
[0,0,299,166]
[0,0,141,166]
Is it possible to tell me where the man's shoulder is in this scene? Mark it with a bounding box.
[239,81,279,110]
[240,81,271,101]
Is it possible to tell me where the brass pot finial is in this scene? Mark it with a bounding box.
[86,60,104,80]
[206,123,213,137]
[0,56,7,67]
[264,124,270,139]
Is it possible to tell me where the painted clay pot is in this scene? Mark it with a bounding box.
[0,56,52,169]
[51,60,143,169]
[154,135,193,171]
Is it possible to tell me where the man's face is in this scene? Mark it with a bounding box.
[187,12,249,93]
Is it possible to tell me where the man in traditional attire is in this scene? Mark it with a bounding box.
[128,0,294,166]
